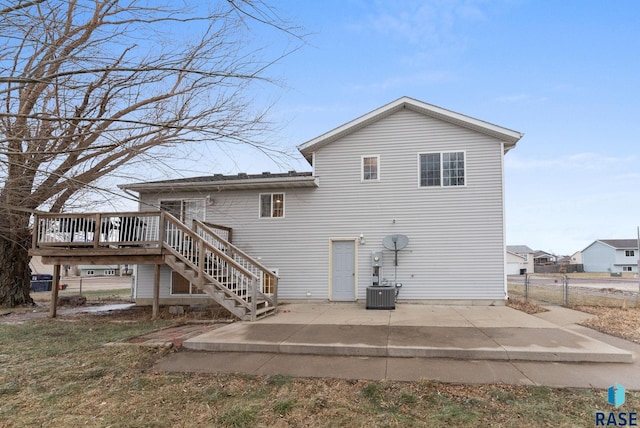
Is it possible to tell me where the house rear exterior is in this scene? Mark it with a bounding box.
[123,97,523,305]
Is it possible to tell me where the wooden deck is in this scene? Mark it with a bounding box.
[30,211,278,321]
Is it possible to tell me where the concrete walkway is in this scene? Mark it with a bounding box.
[153,303,640,389]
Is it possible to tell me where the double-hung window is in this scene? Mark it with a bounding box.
[625,250,635,257]
[361,155,380,182]
[260,193,285,218]
[419,151,465,187]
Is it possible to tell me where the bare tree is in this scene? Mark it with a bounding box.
[0,0,303,306]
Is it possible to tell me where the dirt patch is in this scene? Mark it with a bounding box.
[574,305,640,344]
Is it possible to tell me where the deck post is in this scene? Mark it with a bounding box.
[152,264,160,320]
[50,264,60,318]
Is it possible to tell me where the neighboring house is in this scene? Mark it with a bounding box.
[506,245,534,274]
[506,251,526,275]
[533,250,556,265]
[582,239,639,273]
[570,251,583,265]
[122,96,523,305]
[78,265,120,276]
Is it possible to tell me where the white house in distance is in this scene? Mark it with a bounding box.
[122,97,524,306]
[506,245,535,274]
[582,239,639,273]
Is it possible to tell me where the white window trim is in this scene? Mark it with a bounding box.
[361,155,380,182]
[104,269,116,276]
[86,270,95,276]
[417,150,467,188]
[259,192,286,219]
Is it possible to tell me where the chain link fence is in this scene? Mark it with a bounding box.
[508,274,640,307]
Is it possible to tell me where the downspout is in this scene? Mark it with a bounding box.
[501,142,508,300]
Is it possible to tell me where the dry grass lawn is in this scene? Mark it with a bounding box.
[574,305,640,344]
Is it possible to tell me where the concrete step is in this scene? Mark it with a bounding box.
[183,323,634,363]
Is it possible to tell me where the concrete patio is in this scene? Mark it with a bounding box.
[182,303,633,363]
[153,303,640,388]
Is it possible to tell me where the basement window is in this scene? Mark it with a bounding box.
[170,271,205,295]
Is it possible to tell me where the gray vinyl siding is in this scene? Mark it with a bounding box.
[311,108,505,300]
[582,242,616,273]
[136,108,507,302]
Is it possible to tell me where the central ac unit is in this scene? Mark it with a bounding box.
[366,286,395,310]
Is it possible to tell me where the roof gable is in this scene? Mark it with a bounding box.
[297,96,523,162]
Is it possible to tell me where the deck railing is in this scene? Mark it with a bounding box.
[33,212,162,248]
[32,211,276,319]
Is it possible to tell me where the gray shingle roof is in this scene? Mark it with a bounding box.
[507,245,534,254]
[599,239,638,249]
[136,170,312,186]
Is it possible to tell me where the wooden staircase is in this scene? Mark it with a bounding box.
[161,215,278,321]
[30,211,278,321]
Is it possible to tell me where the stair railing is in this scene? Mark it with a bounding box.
[192,220,278,308]
[161,212,260,311]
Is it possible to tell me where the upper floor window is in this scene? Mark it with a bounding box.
[419,151,465,187]
[625,250,635,257]
[260,193,284,218]
[362,155,380,182]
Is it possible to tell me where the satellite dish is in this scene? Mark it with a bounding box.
[382,234,409,251]
[382,234,409,268]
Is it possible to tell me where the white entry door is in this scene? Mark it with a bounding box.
[331,240,356,301]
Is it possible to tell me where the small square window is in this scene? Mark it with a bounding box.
[259,193,285,218]
[362,156,379,181]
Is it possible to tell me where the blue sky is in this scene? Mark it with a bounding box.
[143,0,640,256]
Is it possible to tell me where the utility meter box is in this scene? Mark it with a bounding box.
[371,252,383,267]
